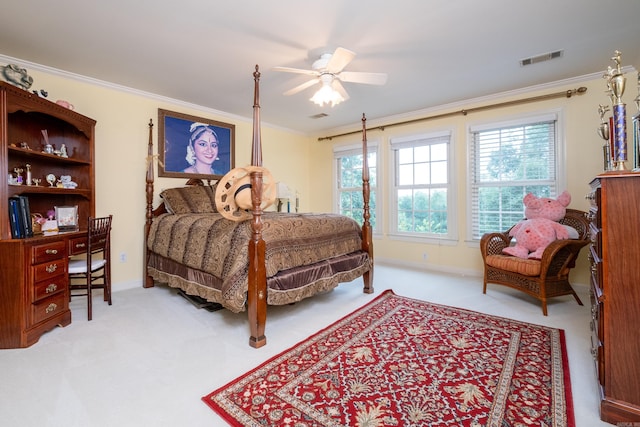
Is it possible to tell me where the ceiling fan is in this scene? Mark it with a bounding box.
[273,47,387,105]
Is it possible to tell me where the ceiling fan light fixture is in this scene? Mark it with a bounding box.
[310,81,344,107]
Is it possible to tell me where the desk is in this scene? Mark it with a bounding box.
[0,231,85,348]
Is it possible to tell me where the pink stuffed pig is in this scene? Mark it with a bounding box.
[502,191,572,259]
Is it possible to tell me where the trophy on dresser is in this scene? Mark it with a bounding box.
[603,50,628,171]
[597,104,612,171]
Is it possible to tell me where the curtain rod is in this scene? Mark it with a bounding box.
[317,86,588,141]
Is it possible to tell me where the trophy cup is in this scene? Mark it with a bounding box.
[608,50,628,171]
[597,104,611,171]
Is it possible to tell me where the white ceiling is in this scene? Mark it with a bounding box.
[1,0,639,136]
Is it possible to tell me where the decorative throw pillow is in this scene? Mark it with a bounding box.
[160,184,218,214]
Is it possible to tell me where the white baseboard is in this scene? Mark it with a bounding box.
[113,279,143,292]
[375,256,483,278]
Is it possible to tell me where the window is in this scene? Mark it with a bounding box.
[334,143,378,232]
[469,112,562,240]
[390,131,454,239]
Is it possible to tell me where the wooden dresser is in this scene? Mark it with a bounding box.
[0,82,95,348]
[588,173,640,423]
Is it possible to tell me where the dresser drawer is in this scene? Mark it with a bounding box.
[32,241,67,264]
[31,292,67,325]
[69,236,88,256]
[33,258,67,282]
[33,275,68,303]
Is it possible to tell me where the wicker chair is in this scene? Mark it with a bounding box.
[480,208,590,315]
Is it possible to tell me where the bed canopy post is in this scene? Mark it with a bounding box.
[144,119,155,288]
[248,65,268,348]
[361,114,374,293]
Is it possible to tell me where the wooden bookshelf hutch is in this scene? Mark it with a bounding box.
[0,81,96,348]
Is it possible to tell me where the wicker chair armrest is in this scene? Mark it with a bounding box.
[480,232,512,259]
[538,238,589,276]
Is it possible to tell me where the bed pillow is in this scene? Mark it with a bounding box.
[160,184,218,214]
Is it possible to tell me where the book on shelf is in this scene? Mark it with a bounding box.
[8,195,33,239]
[17,195,33,238]
[8,197,24,239]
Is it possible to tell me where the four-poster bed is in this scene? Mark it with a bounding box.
[144,66,374,348]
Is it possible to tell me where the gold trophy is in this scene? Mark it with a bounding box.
[597,104,611,171]
[605,50,628,171]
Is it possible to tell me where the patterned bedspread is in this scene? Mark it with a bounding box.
[147,212,366,312]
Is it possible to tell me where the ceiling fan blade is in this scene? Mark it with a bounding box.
[339,71,388,85]
[332,80,350,102]
[283,79,319,96]
[272,66,318,76]
[326,47,356,74]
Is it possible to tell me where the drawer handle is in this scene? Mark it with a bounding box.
[46,283,58,293]
[75,243,86,249]
[45,249,59,255]
[45,303,58,314]
[45,264,58,273]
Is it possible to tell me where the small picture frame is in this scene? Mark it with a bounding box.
[55,205,78,231]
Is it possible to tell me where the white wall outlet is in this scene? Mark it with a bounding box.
[422,252,428,261]
[119,252,127,263]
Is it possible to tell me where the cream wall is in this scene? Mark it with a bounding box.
[22,67,314,290]
[15,63,638,290]
[308,71,639,286]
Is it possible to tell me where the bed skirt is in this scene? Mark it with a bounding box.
[147,250,371,313]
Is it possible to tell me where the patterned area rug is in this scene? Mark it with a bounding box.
[203,290,575,426]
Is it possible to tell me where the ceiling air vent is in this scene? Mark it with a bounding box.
[309,113,329,119]
[520,50,563,67]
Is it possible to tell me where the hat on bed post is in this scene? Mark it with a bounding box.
[214,65,276,221]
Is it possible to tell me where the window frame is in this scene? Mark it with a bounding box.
[466,109,566,241]
[333,140,380,235]
[388,130,457,243]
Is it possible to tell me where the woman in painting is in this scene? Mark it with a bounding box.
[182,123,224,175]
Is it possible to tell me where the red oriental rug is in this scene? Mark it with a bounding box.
[203,290,575,426]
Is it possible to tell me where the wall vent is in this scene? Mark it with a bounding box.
[520,50,563,66]
[309,113,329,119]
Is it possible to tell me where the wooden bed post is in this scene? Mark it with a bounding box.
[248,65,268,348]
[360,114,374,293]
[144,119,155,288]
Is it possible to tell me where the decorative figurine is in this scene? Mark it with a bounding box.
[1,63,33,90]
[59,175,77,189]
[56,100,74,110]
[59,144,68,158]
[26,164,32,186]
[13,167,23,185]
[46,173,56,187]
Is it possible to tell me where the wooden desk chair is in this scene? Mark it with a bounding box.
[69,215,113,320]
[480,209,589,315]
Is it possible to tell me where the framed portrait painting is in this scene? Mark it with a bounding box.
[158,109,235,179]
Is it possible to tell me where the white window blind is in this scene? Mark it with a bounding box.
[469,114,559,239]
